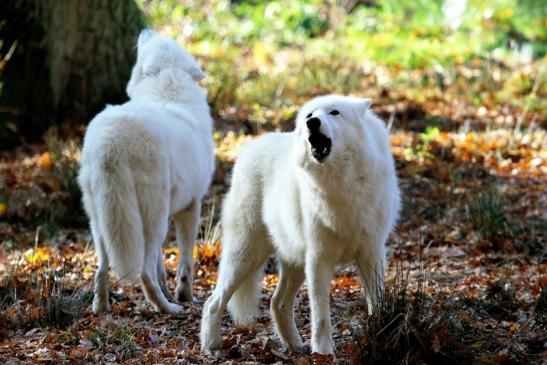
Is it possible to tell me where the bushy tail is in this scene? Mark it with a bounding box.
[227,265,264,327]
[85,157,145,283]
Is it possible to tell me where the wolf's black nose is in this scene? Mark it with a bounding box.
[306,117,321,130]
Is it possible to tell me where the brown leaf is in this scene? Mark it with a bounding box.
[311,352,334,364]
[221,335,239,350]
[432,334,441,353]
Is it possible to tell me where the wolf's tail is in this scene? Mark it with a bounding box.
[227,264,264,327]
[80,153,145,283]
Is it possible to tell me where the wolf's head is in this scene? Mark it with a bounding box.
[126,29,205,99]
[294,95,374,168]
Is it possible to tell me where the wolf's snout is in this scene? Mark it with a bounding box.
[306,117,321,131]
[306,116,331,162]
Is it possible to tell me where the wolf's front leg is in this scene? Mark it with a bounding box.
[355,243,386,315]
[271,261,305,349]
[305,255,335,355]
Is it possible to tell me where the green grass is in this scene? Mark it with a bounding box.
[89,324,140,359]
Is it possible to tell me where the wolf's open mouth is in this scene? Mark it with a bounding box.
[308,133,332,162]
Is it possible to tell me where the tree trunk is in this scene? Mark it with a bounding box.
[0,0,144,148]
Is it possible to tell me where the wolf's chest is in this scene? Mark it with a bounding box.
[303,190,363,234]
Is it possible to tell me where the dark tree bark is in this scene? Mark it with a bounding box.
[0,0,144,148]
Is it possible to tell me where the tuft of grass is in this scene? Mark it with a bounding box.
[89,323,140,359]
[344,261,542,364]
[465,190,545,254]
[1,259,93,329]
[44,288,93,328]
[195,197,222,268]
[0,284,15,310]
[57,328,81,346]
[466,192,510,241]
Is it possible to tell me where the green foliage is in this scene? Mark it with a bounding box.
[139,0,546,66]
[137,0,546,131]
[404,126,440,160]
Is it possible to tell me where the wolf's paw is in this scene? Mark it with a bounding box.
[288,338,306,352]
[201,339,221,355]
[163,303,184,315]
[92,298,110,314]
[200,323,221,354]
[276,333,305,351]
[300,343,312,355]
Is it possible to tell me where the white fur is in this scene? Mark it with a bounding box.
[78,30,214,314]
[200,95,400,354]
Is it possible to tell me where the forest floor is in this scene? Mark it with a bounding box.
[0,96,545,363]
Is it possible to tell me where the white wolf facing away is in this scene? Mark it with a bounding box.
[78,30,214,315]
[201,95,400,355]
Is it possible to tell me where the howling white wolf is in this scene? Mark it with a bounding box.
[201,95,400,354]
[78,30,214,314]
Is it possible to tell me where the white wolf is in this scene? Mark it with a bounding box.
[201,95,400,354]
[78,30,214,315]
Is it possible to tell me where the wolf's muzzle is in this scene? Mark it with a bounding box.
[306,117,331,162]
[306,117,321,131]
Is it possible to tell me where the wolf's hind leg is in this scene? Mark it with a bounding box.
[200,231,271,353]
[139,189,183,314]
[157,249,170,299]
[91,217,110,314]
[141,230,182,314]
[82,184,110,314]
[173,200,201,303]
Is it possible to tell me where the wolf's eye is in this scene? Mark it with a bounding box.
[306,113,313,118]
[330,110,340,116]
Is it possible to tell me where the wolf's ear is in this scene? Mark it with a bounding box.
[142,57,160,77]
[355,98,372,116]
[189,67,206,81]
[138,29,156,49]
[188,64,206,81]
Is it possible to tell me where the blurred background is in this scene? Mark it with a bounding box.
[1,0,545,143]
[0,0,544,233]
[0,1,545,363]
